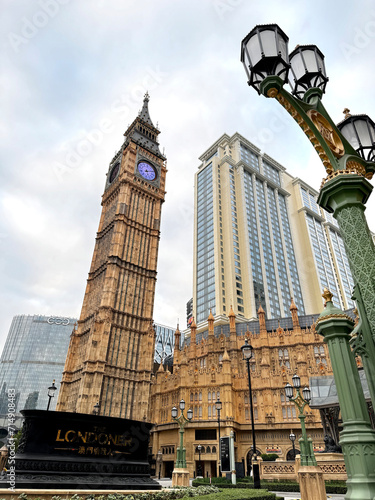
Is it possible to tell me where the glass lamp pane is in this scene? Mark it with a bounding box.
[261,29,277,56]
[171,406,178,418]
[290,52,305,80]
[303,49,318,73]
[356,119,372,147]
[180,399,185,410]
[246,34,262,67]
[279,35,287,59]
[340,121,359,150]
[303,387,311,402]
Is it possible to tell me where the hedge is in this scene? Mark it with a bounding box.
[192,479,347,495]
[181,490,283,500]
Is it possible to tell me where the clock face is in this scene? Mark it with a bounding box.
[138,161,156,181]
[109,162,120,183]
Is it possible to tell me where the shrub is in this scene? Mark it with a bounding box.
[260,454,279,461]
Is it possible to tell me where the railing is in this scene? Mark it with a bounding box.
[260,454,347,482]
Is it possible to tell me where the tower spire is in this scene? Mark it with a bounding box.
[139,92,154,127]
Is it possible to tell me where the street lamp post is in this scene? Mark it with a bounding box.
[171,399,193,469]
[240,25,375,499]
[285,375,316,466]
[240,24,375,409]
[197,444,202,477]
[289,432,296,461]
[215,397,222,476]
[93,402,100,415]
[241,338,260,489]
[47,380,57,411]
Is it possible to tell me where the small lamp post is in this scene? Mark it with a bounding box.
[47,380,57,411]
[197,444,203,477]
[93,402,100,415]
[171,399,193,469]
[289,432,296,460]
[215,397,222,475]
[285,375,316,466]
[241,338,261,489]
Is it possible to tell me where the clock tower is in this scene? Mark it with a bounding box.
[57,93,167,420]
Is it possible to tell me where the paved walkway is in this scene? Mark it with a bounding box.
[156,478,346,500]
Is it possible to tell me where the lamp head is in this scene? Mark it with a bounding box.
[337,113,375,162]
[47,380,57,398]
[241,24,290,94]
[187,408,193,421]
[215,398,222,411]
[241,338,253,360]
[171,406,178,419]
[288,44,328,100]
[289,432,296,442]
[302,386,311,403]
[179,399,185,411]
[292,373,301,389]
[285,382,293,399]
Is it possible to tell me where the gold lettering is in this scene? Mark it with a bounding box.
[87,432,97,444]
[65,430,77,443]
[98,433,108,445]
[77,431,88,443]
[56,429,64,442]
[108,434,118,446]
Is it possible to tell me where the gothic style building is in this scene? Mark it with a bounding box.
[57,94,167,420]
[150,302,331,478]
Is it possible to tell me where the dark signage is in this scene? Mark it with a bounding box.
[220,436,230,472]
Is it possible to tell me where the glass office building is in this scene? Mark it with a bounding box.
[193,133,354,324]
[154,323,177,364]
[0,315,76,414]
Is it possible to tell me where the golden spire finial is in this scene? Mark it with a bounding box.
[343,108,351,119]
[322,288,333,303]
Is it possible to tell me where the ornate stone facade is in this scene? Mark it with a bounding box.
[57,94,166,420]
[150,302,331,477]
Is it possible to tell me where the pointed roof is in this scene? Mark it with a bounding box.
[138,92,154,127]
[222,349,230,361]
[123,93,166,161]
[290,297,298,311]
[257,303,265,314]
[228,306,235,317]
[208,310,214,321]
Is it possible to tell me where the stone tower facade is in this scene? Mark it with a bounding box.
[57,94,166,420]
[151,302,333,478]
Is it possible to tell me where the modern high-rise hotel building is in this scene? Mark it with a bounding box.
[193,132,354,325]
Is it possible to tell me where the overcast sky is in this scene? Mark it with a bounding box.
[1,0,375,353]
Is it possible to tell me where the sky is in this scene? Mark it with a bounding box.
[1,0,375,353]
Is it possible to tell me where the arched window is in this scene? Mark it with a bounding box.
[194,406,198,417]
[190,393,193,402]
[199,406,202,418]
[199,392,202,401]
[195,446,200,453]
[201,446,205,453]
[212,446,217,453]
[195,392,198,401]
[208,391,211,402]
[206,446,211,453]
[208,405,211,418]
[244,394,248,404]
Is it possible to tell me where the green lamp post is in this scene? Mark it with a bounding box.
[315,289,375,499]
[171,399,193,469]
[285,375,316,466]
[240,24,375,409]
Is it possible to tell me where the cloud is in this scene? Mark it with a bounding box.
[1,0,374,353]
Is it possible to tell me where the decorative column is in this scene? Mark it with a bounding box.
[315,289,375,500]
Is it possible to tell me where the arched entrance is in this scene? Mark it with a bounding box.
[246,449,261,476]
[286,448,300,461]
